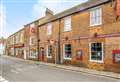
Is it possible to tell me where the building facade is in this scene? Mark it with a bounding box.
[6,35,15,56]
[38,0,120,73]
[6,0,120,73]
[14,28,25,59]
[0,38,6,55]
[6,28,26,59]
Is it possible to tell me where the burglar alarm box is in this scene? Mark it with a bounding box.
[112,50,120,63]
[76,50,83,60]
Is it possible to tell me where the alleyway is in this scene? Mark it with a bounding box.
[0,56,119,82]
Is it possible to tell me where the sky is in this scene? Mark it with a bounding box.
[0,0,88,38]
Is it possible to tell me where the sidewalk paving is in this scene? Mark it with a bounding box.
[4,56,120,79]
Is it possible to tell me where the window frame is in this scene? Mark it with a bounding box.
[47,23,52,35]
[90,7,102,26]
[46,45,52,58]
[63,44,72,60]
[64,16,72,32]
[89,42,104,63]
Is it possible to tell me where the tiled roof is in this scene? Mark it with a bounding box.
[38,0,110,26]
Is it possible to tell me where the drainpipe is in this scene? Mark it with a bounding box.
[37,23,40,61]
[57,19,61,64]
[14,35,15,57]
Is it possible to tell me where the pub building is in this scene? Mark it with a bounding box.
[37,0,120,73]
[6,0,120,73]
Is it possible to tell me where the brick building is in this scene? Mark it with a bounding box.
[6,28,26,59]
[6,0,120,73]
[6,34,15,56]
[0,38,6,55]
[37,0,120,73]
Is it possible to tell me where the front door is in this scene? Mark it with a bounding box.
[39,47,44,61]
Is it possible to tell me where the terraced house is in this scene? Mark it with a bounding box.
[6,28,26,59]
[6,0,120,73]
[6,34,15,56]
[14,28,25,59]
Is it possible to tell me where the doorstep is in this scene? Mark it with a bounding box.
[5,56,120,79]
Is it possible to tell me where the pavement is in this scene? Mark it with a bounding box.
[0,55,120,82]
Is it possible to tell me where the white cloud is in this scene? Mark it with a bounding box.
[0,3,6,37]
[32,0,88,18]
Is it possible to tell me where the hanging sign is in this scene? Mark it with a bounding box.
[76,50,83,60]
[115,0,120,16]
[30,23,36,34]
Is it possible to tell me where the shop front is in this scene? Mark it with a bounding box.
[29,46,38,60]
[14,43,24,59]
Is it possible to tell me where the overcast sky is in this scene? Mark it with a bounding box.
[0,0,88,38]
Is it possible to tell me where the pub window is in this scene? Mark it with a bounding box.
[64,44,72,59]
[89,43,103,63]
[46,45,52,58]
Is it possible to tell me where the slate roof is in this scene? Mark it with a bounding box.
[38,0,110,26]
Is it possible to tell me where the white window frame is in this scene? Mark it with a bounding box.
[89,42,104,63]
[46,45,52,58]
[64,16,72,32]
[29,37,34,45]
[90,7,102,26]
[47,23,52,35]
[63,44,72,60]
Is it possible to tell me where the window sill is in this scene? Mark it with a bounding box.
[90,23,102,27]
[89,60,103,63]
[64,58,72,60]
[64,30,72,32]
[47,56,52,58]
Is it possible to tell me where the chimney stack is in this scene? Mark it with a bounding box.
[45,8,54,17]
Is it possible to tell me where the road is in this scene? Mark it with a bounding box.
[0,56,120,82]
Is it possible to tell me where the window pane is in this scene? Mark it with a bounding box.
[64,16,71,31]
[91,43,103,61]
[64,44,72,59]
[90,8,102,26]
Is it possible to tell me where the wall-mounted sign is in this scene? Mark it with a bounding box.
[112,50,120,63]
[30,23,36,34]
[76,50,83,60]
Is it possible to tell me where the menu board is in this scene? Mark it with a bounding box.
[114,53,120,63]
[112,50,120,63]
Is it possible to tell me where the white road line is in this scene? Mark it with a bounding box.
[0,76,9,82]
[11,69,19,74]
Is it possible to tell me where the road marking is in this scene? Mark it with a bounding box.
[0,76,9,82]
[11,69,19,74]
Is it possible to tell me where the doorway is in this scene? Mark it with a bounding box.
[39,47,45,61]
